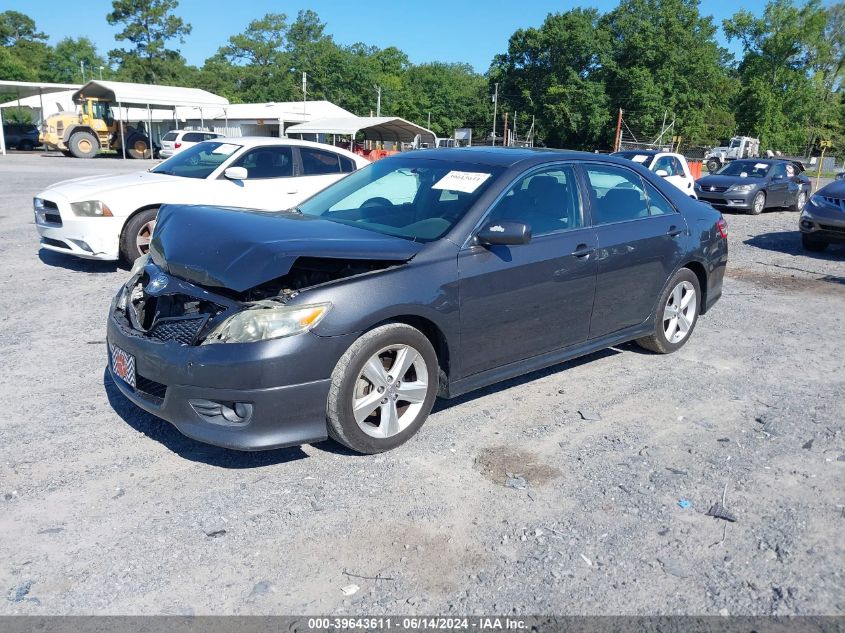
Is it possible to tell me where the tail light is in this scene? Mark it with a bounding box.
[716,217,728,239]
[174,142,182,148]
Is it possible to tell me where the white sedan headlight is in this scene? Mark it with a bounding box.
[727,184,755,193]
[203,301,331,344]
[70,200,113,217]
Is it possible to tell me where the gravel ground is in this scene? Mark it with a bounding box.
[0,154,843,616]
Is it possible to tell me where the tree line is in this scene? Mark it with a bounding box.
[1,0,842,155]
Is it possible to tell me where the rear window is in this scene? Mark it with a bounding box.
[300,147,343,175]
[162,132,178,141]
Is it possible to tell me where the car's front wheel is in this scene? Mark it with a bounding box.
[750,191,766,215]
[327,323,439,454]
[120,208,158,263]
[636,268,701,354]
[789,190,807,212]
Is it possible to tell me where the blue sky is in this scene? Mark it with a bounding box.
[3,0,829,73]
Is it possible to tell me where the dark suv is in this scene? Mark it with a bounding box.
[3,123,40,151]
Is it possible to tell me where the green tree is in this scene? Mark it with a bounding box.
[489,9,611,149]
[107,0,192,83]
[0,10,46,46]
[724,0,833,153]
[42,37,107,83]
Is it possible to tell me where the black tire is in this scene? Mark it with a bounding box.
[801,234,828,252]
[789,190,807,212]
[635,268,702,354]
[68,131,99,159]
[126,134,151,159]
[706,159,720,173]
[120,208,158,263]
[17,139,34,151]
[327,323,439,454]
[750,191,766,215]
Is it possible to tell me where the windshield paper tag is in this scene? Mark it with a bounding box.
[754,163,768,169]
[212,143,240,155]
[632,155,648,163]
[432,171,491,193]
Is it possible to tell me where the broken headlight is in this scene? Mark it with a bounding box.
[202,301,331,345]
[70,200,113,217]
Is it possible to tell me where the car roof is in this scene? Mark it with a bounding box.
[397,147,638,168]
[613,150,659,156]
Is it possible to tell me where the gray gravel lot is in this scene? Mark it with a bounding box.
[0,154,843,616]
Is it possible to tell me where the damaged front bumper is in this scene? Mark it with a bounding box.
[106,265,357,450]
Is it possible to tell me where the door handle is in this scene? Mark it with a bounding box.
[667,226,683,237]
[287,190,299,194]
[571,243,595,258]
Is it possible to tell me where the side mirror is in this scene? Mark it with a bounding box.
[224,166,248,180]
[476,221,532,246]
[655,169,669,177]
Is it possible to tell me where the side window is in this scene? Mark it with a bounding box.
[584,164,649,225]
[672,157,685,176]
[300,147,342,175]
[182,132,205,143]
[204,133,221,141]
[644,181,675,216]
[488,165,582,236]
[770,163,787,179]
[339,156,357,173]
[653,156,674,175]
[231,146,294,179]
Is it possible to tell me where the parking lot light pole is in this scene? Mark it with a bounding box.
[492,83,498,147]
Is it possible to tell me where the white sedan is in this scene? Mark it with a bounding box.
[34,137,369,262]
[611,150,698,198]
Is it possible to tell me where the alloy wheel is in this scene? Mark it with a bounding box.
[136,219,156,255]
[797,191,806,211]
[352,344,429,439]
[753,193,765,214]
[663,281,696,344]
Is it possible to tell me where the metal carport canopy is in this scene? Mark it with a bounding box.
[71,80,228,159]
[285,116,436,144]
[0,80,81,155]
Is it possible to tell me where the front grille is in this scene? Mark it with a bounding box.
[41,237,69,249]
[148,316,207,345]
[135,374,167,405]
[822,197,845,211]
[44,212,62,224]
[819,224,845,235]
[704,185,729,193]
[42,199,58,210]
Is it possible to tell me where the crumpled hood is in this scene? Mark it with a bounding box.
[43,170,180,199]
[150,204,424,292]
[697,175,764,189]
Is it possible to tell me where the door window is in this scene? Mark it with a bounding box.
[770,163,787,179]
[232,146,294,179]
[584,164,649,225]
[182,132,206,143]
[644,181,675,216]
[488,166,582,236]
[653,155,683,176]
[300,147,343,175]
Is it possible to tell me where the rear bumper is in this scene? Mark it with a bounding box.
[106,305,356,450]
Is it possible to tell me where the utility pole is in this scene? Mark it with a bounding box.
[99,66,104,80]
[503,112,509,147]
[491,82,498,146]
[80,61,85,83]
[302,72,307,115]
[514,111,518,144]
[375,85,381,117]
[614,108,623,152]
[427,112,431,129]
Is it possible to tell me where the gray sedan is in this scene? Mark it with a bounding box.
[695,159,810,214]
[800,180,845,251]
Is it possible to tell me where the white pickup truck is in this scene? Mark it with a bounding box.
[611,150,698,199]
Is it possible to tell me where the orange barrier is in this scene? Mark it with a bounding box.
[688,160,703,179]
[354,148,400,161]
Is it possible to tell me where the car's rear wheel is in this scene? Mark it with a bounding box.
[327,323,439,454]
[17,139,34,151]
[636,268,701,354]
[789,190,807,212]
[120,208,158,263]
[706,159,720,173]
[750,191,766,215]
[801,234,828,252]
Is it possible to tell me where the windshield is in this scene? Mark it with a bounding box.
[297,157,503,242]
[612,152,654,168]
[717,160,770,178]
[729,138,741,148]
[151,141,242,179]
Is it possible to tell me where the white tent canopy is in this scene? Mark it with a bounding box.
[285,116,436,145]
[0,81,82,155]
[72,80,228,109]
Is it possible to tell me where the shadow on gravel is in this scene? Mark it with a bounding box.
[103,370,308,468]
[38,249,121,273]
[744,231,845,259]
[432,347,621,412]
